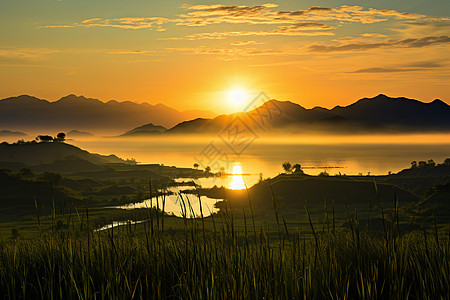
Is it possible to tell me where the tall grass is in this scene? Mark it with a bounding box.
[0,186,449,299]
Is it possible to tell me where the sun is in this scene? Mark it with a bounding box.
[228,88,248,107]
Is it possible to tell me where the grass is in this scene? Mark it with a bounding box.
[0,184,449,299]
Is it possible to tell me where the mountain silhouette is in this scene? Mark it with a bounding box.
[0,130,27,138]
[120,123,167,137]
[0,141,127,166]
[67,130,95,137]
[162,94,450,135]
[0,94,216,134]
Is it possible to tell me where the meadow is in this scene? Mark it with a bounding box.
[1,184,449,300]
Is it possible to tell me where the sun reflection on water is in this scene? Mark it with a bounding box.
[229,163,246,190]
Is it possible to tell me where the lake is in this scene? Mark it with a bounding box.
[72,133,450,180]
[73,133,449,226]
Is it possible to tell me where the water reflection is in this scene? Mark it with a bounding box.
[229,163,246,190]
[114,187,220,218]
[72,136,450,177]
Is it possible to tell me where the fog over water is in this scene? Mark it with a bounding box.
[71,134,450,181]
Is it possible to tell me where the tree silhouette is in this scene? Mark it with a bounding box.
[411,161,417,168]
[56,132,66,142]
[444,158,450,166]
[282,162,292,174]
[205,166,211,174]
[418,161,427,168]
[36,135,53,143]
[292,163,303,174]
[318,170,329,177]
[193,163,199,169]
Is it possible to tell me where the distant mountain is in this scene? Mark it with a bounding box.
[0,94,216,134]
[120,123,167,137]
[67,130,95,137]
[0,141,128,166]
[165,94,450,135]
[0,130,27,137]
[331,94,450,130]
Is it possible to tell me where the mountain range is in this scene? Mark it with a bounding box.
[0,94,216,134]
[1,93,449,137]
[162,94,450,135]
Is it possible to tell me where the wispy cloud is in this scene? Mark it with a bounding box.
[177,4,430,26]
[107,50,157,54]
[41,3,442,34]
[350,60,445,73]
[165,46,285,60]
[309,35,450,52]
[0,48,58,58]
[230,40,262,46]
[173,27,334,40]
[41,17,169,30]
[351,67,424,73]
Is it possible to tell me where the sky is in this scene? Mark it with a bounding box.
[0,0,449,113]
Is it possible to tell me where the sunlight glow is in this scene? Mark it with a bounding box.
[229,163,246,190]
[228,89,247,107]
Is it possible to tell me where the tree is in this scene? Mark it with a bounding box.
[418,161,427,168]
[411,161,417,168]
[292,164,303,174]
[258,172,264,183]
[205,166,211,174]
[219,166,225,176]
[444,158,450,166]
[427,159,435,167]
[282,162,292,174]
[318,170,329,177]
[56,132,66,142]
[36,135,53,143]
[193,163,199,169]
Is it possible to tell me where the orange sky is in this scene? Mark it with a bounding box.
[1,1,449,114]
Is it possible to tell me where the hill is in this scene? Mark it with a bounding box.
[119,123,167,137]
[0,94,216,134]
[217,175,419,215]
[0,130,27,138]
[67,130,95,138]
[0,141,128,166]
[164,94,450,135]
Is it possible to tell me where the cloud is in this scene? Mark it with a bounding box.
[177,4,426,26]
[178,3,280,26]
[42,17,170,30]
[108,50,156,54]
[393,19,450,37]
[165,46,285,59]
[309,35,450,52]
[167,22,334,40]
[42,4,437,31]
[408,61,442,68]
[351,60,444,73]
[178,29,334,40]
[40,25,75,28]
[230,41,261,46]
[0,48,59,66]
[0,48,58,58]
[351,67,424,73]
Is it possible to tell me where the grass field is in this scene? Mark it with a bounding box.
[1,188,449,300]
